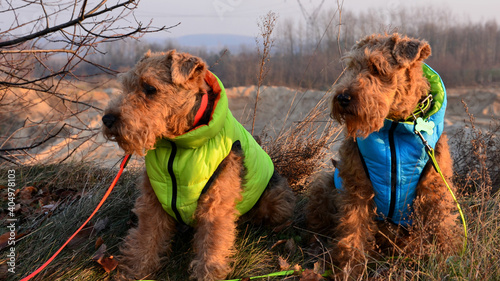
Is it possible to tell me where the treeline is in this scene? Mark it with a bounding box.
[87,7,500,89]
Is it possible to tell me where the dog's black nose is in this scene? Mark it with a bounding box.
[102,114,117,129]
[336,92,351,107]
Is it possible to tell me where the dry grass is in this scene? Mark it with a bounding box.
[0,163,305,280]
[2,102,499,280]
[0,162,139,280]
[261,92,342,192]
[451,101,500,194]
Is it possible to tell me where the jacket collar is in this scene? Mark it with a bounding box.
[168,71,228,149]
[357,64,447,139]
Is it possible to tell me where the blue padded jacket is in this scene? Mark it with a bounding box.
[334,64,447,226]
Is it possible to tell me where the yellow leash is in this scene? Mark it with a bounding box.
[424,145,468,254]
[415,129,468,254]
[223,269,332,280]
[409,93,467,254]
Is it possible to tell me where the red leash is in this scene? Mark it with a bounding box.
[20,155,131,281]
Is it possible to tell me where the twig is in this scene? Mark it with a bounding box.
[0,124,68,152]
[0,49,77,54]
[0,0,132,47]
[252,11,277,135]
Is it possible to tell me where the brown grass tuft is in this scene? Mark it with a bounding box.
[451,100,500,194]
[261,95,342,192]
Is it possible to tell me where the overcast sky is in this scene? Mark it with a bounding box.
[2,0,499,39]
[132,0,500,38]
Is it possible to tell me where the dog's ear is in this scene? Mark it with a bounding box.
[117,70,133,90]
[391,35,431,67]
[139,50,152,62]
[168,50,207,85]
[368,50,391,76]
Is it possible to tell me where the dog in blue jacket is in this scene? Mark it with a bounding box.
[306,34,462,278]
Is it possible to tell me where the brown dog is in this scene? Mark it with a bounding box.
[306,34,462,278]
[102,50,295,280]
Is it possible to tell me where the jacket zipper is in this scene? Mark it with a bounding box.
[167,141,184,224]
[387,122,399,221]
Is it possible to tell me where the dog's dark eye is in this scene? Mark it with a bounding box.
[142,82,157,96]
[368,64,380,75]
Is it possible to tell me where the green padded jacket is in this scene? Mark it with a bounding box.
[145,72,274,226]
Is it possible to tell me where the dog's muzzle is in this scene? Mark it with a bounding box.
[336,91,351,108]
[102,114,117,129]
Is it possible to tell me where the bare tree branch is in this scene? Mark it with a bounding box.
[0,0,176,164]
[0,0,135,48]
[0,49,77,54]
[0,124,67,152]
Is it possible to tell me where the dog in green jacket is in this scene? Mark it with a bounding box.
[102,50,295,281]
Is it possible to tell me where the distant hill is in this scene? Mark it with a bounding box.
[173,34,255,53]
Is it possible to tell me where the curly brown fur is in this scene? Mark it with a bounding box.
[244,171,296,226]
[103,50,294,280]
[190,150,243,280]
[306,171,340,238]
[117,170,176,280]
[332,139,379,277]
[407,134,462,256]
[307,34,462,279]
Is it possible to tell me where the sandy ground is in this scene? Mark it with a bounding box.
[2,84,499,167]
[446,87,500,133]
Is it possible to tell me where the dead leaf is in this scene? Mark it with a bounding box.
[0,231,28,251]
[92,243,107,261]
[19,206,32,216]
[0,231,13,250]
[300,268,324,281]
[313,261,323,274]
[38,196,52,207]
[278,256,290,271]
[92,243,118,272]
[19,186,37,200]
[293,264,303,275]
[285,238,296,254]
[95,237,105,249]
[67,225,94,249]
[0,263,8,280]
[15,232,28,241]
[41,203,57,211]
[94,217,109,233]
[98,256,118,273]
[241,278,250,281]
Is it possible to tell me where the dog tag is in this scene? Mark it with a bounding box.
[415,117,435,135]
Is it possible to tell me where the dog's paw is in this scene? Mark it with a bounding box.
[189,259,231,281]
[116,254,160,280]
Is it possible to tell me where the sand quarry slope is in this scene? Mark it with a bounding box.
[2,84,499,167]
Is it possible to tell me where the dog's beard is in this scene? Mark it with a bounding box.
[332,102,387,139]
[103,117,163,156]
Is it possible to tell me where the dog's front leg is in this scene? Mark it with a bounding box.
[333,140,377,278]
[413,134,462,255]
[118,170,177,280]
[334,185,377,278]
[190,150,244,281]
